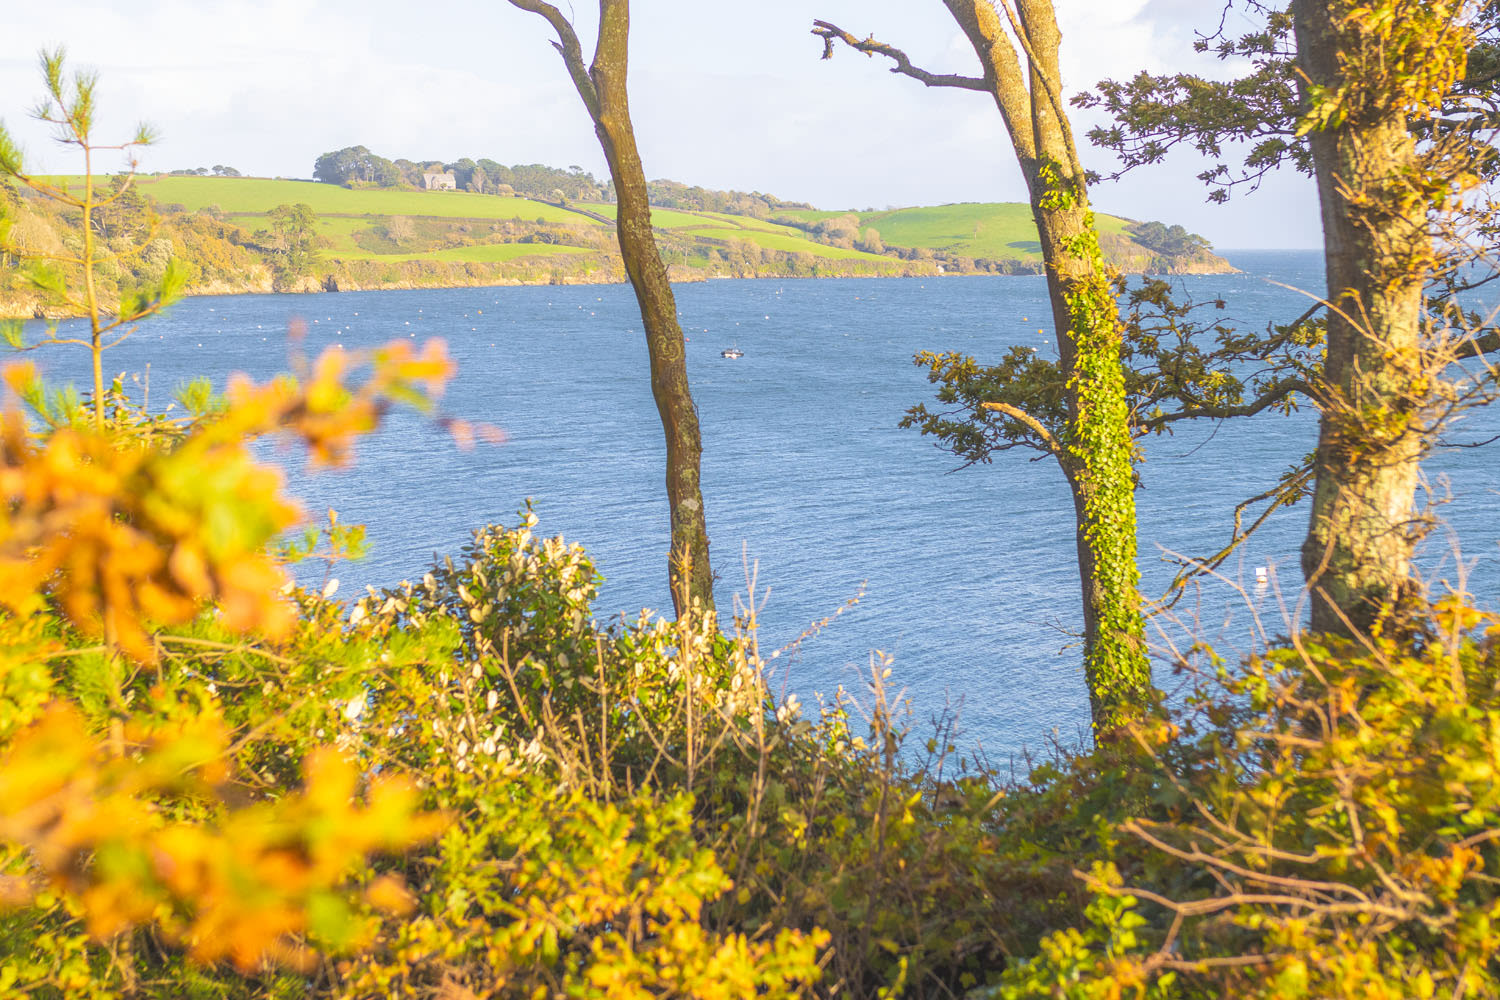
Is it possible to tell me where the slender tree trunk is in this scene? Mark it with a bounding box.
[928,0,1150,726]
[594,5,714,615]
[816,0,1151,727]
[1293,0,1435,635]
[1033,198,1148,727]
[506,0,714,616]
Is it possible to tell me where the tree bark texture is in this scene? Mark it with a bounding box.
[506,0,714,616]
[1292,0,1445,635]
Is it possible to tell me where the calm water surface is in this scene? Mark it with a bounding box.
[21,251,1500,757]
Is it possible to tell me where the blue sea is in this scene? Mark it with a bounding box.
[18,251,1500,759]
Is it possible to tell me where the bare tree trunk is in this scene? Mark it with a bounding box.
[505,0,714,616]
[1293,0,1437,635]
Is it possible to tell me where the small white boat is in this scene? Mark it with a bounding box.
[721,347,744,359]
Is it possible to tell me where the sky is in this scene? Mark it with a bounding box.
[1,0,1321,249]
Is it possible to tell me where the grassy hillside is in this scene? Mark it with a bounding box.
[1,175,918,317]
[774,203,1144,264]
[139,176,592,225]
[138,177,1230,274]
[3,176,1231,317]
[133,177,909,275]
[135,178,1228,274]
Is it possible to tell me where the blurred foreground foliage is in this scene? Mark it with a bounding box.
[4,340,1500,999]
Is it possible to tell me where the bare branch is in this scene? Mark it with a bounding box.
[1122,819,1382,904]
[504,0,601,115]
[8,172,84,209]
[980,401,1062,455]
[1154,460,1314,611]
[1139,378,1313,431]
[811,20,988,92]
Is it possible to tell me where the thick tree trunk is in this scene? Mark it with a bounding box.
[1293,0,1431,635]
[507,0,714,616]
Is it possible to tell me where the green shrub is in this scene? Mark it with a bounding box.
[995,599,1500,998]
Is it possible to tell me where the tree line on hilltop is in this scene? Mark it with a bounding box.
[312,144,609,201]
[311,144,813,217]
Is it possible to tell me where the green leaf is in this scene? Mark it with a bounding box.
[174,377,222,417]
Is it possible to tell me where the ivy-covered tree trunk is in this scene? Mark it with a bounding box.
[1002,2,1150,727]
[1031,194,1148,728]
[505,0,714,616]
[1292,0,1467,635]
[818,0,1151,728]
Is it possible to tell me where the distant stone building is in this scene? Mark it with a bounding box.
[422,172,457,191]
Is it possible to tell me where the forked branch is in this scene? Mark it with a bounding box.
[811,20,988,92]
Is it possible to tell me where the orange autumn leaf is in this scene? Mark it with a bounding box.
[0,703,445,972]
[0,340,454,661]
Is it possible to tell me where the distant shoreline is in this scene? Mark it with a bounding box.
[2,262,1252,321]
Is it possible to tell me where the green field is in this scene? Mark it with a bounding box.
[229,213,370,253]
[123,178,884,267]
[688,228,891,261]
[138,176,594,225]
[774,203,1138,261]
[861,204,1044,259]
[575,203,737,230]
[224,212,596,263]
[329,244,596,264]
[140,178,1158,267]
